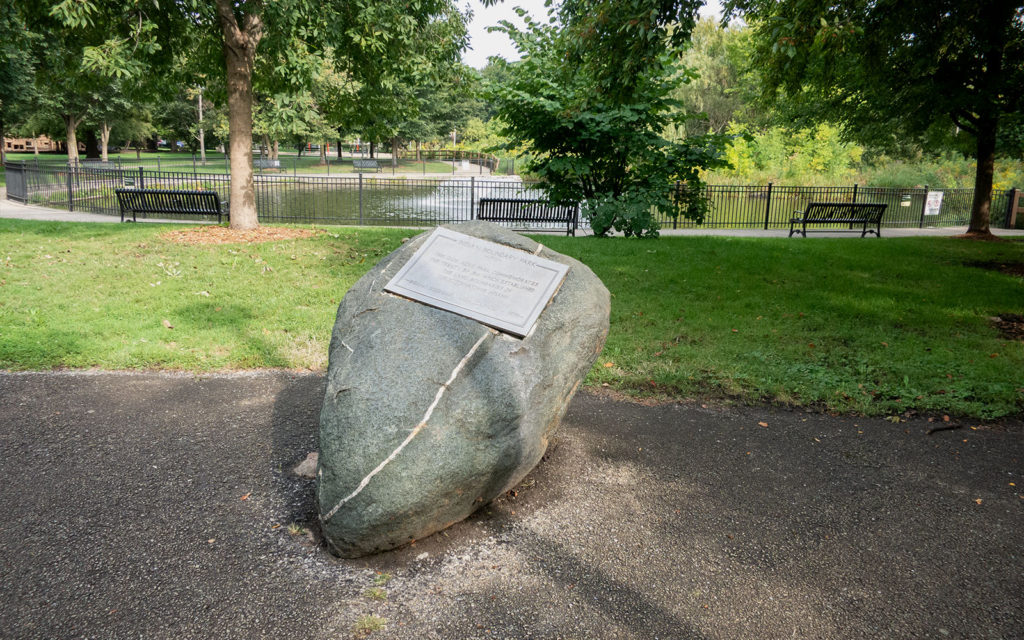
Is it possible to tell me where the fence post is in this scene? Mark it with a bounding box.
[294,155,297,178]
[66,164,74,212]
[192,154,197,176]
[358,172,363,225]
[224,154,229,174]
[470,176,475,221]
[157,157,161,172]
[763,182,773,230]
[852,183,858,203]
[1007,188,1020,229]
[139,166,144,188]
[919,185,928,228]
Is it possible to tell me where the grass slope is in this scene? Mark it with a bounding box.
[1,219,1021,418]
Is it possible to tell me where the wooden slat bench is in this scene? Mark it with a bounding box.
[789,202,888,237]
[353,158,381,173]
[476,198,580,236]
[115,188,226,223]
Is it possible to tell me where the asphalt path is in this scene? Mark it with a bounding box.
[0,371,1020,639]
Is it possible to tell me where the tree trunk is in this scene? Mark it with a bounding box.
[197,88,207,165]
[967,115,998,236]
[369,141,375,158]
[337,138,342,159]
[0,115,5,166]
[100,122,111,162]
[216,0,263,230]
[272,140,279,161]
[391,137,399,168]
[416,140,421,161]
[319,142,327,165]
[62,114,83,165]
[84,129,100,159]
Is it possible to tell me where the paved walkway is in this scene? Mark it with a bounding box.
[0,188,202,224]
[0,371,1020,639]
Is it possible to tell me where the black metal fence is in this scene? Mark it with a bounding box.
[4,161,1019,230]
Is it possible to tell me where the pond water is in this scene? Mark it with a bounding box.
[253,177,549,227]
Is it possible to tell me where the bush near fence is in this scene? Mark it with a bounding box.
[3,162,1019,229]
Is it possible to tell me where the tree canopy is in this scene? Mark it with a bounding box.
[725,0,1024,235]
[489,2,729,237]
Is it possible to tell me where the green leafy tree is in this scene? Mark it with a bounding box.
[726,0,1024,236]
[490,5,729,237]
[27,0,466,229]
[0,5,36,165]
[672,18,750,137]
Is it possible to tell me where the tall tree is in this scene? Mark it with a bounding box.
[25,0,466,229]
[203,0,468,229]
[0,5,35,166]
[490,2,729,237]
[726,0,1024,236]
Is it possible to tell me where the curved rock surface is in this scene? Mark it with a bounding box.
[316,221,609,557]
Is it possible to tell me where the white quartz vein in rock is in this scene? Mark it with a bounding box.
[320,330,492,523]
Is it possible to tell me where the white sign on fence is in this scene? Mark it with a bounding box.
[924,190,943,216]
[384,228,569,338]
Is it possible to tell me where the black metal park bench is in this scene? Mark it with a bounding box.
[353,158,382,173]
[476,198,580,236]
[115,188,227,223]
[789,202,888,237]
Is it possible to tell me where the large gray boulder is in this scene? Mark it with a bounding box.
[316,221,609,557]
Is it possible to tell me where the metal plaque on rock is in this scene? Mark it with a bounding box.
[384,228,569,338]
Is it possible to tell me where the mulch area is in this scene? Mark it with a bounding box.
[965,261,1024,341]
[992,313,1024,341]
[966,260,1024,278]
[160,226,323,245]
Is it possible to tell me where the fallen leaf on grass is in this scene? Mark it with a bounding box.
[162,319,174,330]
[604,362,614,368]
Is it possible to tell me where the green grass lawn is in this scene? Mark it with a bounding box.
[1,219,1021,418]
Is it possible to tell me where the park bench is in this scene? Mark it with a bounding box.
[789,202,888,238]
[353,158,382,173]
[116,188,227,223]
[476,198,580,236]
